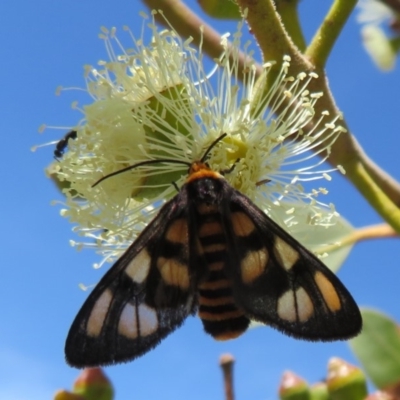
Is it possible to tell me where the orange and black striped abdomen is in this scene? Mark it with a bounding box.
[195,202,250,340]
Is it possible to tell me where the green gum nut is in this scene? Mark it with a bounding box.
[53,390,85,400]
[279,371,311,400]
[138,85,194,199]
[310,382,330,400]
[72,368,114,400]
[327,358,368,400]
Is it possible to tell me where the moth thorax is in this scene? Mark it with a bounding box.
[189,178,223,205]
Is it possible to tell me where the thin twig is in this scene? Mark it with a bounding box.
[306,0,358,68]
[142,0,262,79]
[315,223,397,255]
[220,354,235,400]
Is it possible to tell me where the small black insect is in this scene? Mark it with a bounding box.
[54,130,77,160]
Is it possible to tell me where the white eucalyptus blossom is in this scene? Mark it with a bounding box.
[357,0,394,26]
[357,0,396,70]
[49,12,348,269]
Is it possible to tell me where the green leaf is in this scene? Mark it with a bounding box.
[139,85,193,199]
[269,202,355,273]
[198,0,241,19]
[304,214,354,274]
[349,308,400,389]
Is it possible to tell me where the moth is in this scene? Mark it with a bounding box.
[65,134,362,367]
[54,130,77,160]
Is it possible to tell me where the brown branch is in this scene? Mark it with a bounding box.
[349,223,397,242]
[142,0,262,78]
[220,354,235,400]
[315,223,397,256]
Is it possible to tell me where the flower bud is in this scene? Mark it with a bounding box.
[279,370,311,400]
[73,367,114,400]
[327,357,367,400]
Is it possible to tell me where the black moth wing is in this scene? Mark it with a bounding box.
[219,182,362,341]
[65,189,198,368]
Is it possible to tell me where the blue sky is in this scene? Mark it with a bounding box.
[2,1,400,399]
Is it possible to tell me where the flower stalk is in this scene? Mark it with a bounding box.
[306,0,358,68]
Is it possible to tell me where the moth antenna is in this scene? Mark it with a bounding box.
[201,133,228,162]
[92,159,191,188]
[220,158,240,176]
[93,133,228,187]
[172,181,180,192]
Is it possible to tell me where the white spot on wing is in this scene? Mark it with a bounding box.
[295,287,314,322]
[277,288,314,323]
[118,303,138,339]
[87,289,113,337]
[138,304,158,336]
[125,248,151,284]
[118,303,158,339]
[277,290,296,322]
[273,237,300,271]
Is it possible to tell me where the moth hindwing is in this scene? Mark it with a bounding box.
[66,150,362,368]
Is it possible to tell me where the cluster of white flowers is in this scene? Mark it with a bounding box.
[50,12,347,268]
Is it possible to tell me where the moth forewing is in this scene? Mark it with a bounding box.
[65,196,196,367]
[222,186,362,340]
